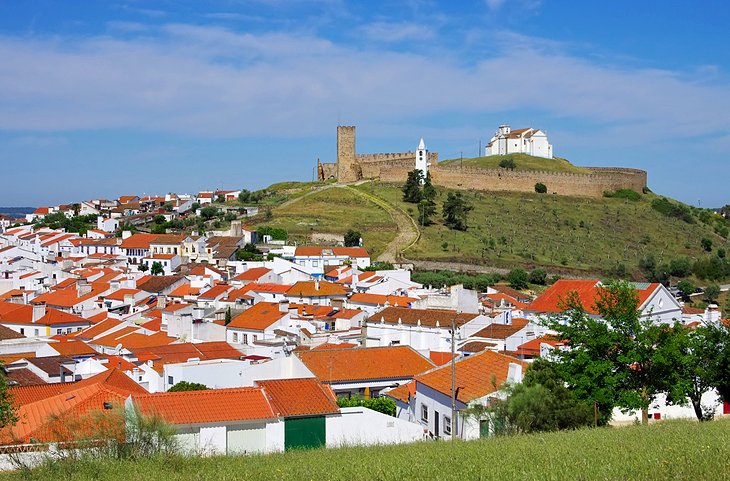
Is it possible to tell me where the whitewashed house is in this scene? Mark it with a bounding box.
[486,125,553,159]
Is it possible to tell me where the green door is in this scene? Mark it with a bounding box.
[284,416,326,450]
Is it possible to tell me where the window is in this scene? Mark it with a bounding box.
[232,332,239,343]
[443,415,452,435]
[19,328,24,335]
[421,404,428,422]
[34,329,39,336]
[168,376,174,385]
[56,329,62,335]
[252,335,258,342]
[243,334,248,344]
[312,260,319,267]
[65,328,72,334]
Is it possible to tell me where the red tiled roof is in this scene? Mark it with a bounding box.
[287,281,348,298]
[429,351,457,366]
[227,302,286,331]
[348,293,418,307]
[415,350,527,403]
[133,387,275,424]
[295,246,369,258]
[257,378,339,417]
[472,318,530,340]
[526,280,661,315]
[297,346,435,383]
[371,307,479,328]
[198,284,233,300]
[514,335,565,357]
[234,267,272,281]
[120,233,158,250]
[47,340,98,357]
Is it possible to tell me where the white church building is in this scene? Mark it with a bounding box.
[486,125,553,159]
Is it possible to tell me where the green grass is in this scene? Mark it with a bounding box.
[252,186,398,258]
[356,183,730,276]
[439,153,592,174]
[8,420,730,481]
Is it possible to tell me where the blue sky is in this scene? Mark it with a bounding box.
[1,0,729,207]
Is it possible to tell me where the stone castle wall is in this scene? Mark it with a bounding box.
[321,126,646,198]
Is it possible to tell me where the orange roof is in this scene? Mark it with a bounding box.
[348,293,418,306]
[198,284,233,300]
[297,346,435,383]
[526,280,661,315]
[234,267,272,281]
[244,283,292,294]
[415,350,527,403]
[429,351,457,366]
[472,318,531,340]
[133,387,275,424]
[384,381,414,404]
[372,307,479,328]
[227,302,287,331]
[257,378,339,417]
[91,326,140,347]
[104,288,141,301]
[47,340,98,357]
[312,342,358,350]
[128,342,241,366]
[0,352,36,365]
[120,233,158,250]
[74,318,123,340]
[168,284,200,298]
[0,301,90,327]
[32,281,109,308]
[286,281,348,298]
[514,335,565,357]
[295,246,370,258]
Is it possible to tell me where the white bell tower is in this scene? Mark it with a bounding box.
[415,138,429,181]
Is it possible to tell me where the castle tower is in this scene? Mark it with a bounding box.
[415,138,429,181]
[337,126,359,183]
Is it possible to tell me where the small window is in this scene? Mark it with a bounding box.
[232,332,239,343]
[19,328,25,335]
[168,376,173,385]
[243,334,248,344]
[444,415,452,435]
[253,335,258,342]
[56,329,62,335]
[421,404,428,422]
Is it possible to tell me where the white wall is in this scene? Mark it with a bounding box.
[199,425,227,454]
[326,407,425,448]
[611,390,726,425]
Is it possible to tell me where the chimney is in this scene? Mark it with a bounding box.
[279,300,290,313]
[157,295,167,309]
[77,279,91,297]
[507,362,523,384]
[32,302,46,322]
[705,304,721,324]
[314,279,320,291]
[10,293,24,305]
[110,280,121,291]
[193,306,205,320]
[124,294,135,306]
[121,230,133,240]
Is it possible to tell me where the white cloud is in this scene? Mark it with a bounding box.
[485,0,507,10]
[359,21,435,43]
[0,24,727,150]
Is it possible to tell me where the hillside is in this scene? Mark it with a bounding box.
[9,420,728,481]
[250,181,730,279]
[439,153,592,174]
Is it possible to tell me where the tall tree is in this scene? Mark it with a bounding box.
[544,280,676,425]
[344,229,362,247]
[402,169,424,203]
[150,261,164,276]
[442,192,473,231]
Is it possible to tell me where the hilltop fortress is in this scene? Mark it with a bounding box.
[318,126,647,198]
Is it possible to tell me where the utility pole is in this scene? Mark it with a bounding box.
[450,311,459,441]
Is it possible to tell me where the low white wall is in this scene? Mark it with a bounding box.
[326,407,424,448]
[199,426,227,454]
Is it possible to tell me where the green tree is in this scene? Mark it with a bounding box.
[507,268,529,290]
[138,263,149,273]
[664,325,722,421]
[191,201,201,211]
[703,284,720,303]
[150,262,164,276]
[442,192,473,231]
[534,182,547,194]
[544,280,677,425]
[402,169,424,203]
[676,279,695,300]
[224,307,232,326]
[486,360,593,434]
[344,229,362,247]
[238,189,251,203]
[0,368,17,429]
[528,268,547,285]
[417,199,437,227]
[499,157,516,170]
[337,396,396,417]
[168,381,208,392]
[701,237,713,252]
[200,206,219,220]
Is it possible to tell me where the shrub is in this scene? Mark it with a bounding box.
[603,189,641,201]
[507,268,529,290]
[337,396,396,417]
[534,182,547,194]
[168,381,208,392]
[528,268,547,285]
[701,237,713,252]
[651,197,694,224]
[499,157,516,170]
[344,229,362,247]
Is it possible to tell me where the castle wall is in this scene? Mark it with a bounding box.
[318,162,337,180]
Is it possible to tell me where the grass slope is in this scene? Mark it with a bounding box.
[9,420,729,481]
[253,186,398,259]
[439,153,592,174]
[356,183,730,276]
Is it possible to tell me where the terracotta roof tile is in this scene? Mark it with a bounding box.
[371,307,478,328]
[227,302,287,331]
[297,345,435,383]
[348,293,418,307]
[472,318,530,340]
[257,378,339,417]
[287,281,348,298]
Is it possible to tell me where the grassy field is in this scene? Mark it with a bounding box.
[7,420,729,481]
[355,182,730,277]
[252,186,398,259]
[439,153,592,174]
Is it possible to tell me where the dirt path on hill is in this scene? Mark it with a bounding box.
[343,185,420,263]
